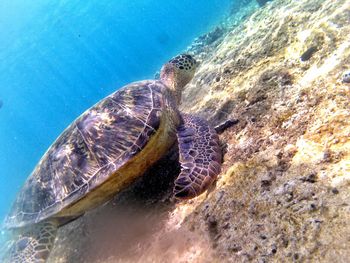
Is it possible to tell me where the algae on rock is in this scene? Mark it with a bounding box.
[179,0,350,262]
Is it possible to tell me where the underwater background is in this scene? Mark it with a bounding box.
[1,0,349,261]
[0,0,237,225]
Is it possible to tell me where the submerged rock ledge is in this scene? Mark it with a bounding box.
[50,0,350,262]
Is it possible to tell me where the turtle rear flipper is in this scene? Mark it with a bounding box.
[3,220,57,263]
[174,114,222,199]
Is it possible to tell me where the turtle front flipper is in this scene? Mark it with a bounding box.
[3,220,57,263]
[174,114,222,199]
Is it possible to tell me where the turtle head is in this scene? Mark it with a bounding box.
[160,54,197,104]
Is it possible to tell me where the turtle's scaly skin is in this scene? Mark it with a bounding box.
[174,114,221,199]
[7,221,57,263]
[5,80,180,229]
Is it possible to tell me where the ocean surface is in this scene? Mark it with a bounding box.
[0,0,238,231]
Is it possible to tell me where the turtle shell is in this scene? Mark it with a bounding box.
[5,80,172,228]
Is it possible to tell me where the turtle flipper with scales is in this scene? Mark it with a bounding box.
[2,54,222,263]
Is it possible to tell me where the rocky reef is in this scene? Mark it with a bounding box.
[49,0,350,262]
[256,0,274,7]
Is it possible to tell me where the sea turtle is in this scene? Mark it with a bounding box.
[2,54,222,263]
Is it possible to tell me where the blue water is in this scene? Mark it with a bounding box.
[0,1,234,224]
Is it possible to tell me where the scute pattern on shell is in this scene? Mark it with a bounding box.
[5,81,166,228]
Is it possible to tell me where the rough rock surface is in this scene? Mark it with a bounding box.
[49,0,350,262]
